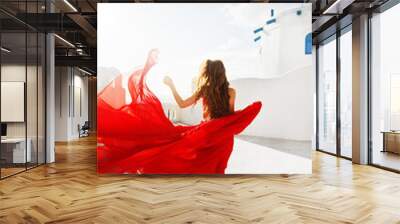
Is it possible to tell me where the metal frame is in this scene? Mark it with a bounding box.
[336,27,341,158]
[315,22,353,161]
[0,25,2,179]
[338,23,353,161]
[0,0,47,180]
[36,1,39,167]
[25,2,28,171]
[316,32,338,156]
[367,10,373,166]
[315,44,320,151]
[367,1,400,172]
[316,0,400,172]
[44,0,47,165]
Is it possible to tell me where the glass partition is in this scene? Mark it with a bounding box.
[26,0,43,169]
[27,30,38,169]
[317,36,337,154]
[370,3,400,171]
[0,1,46,179]
[1,31,28,177]
[38,32,45,165]
[339,28,352,158]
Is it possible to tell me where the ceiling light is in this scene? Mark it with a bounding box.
[63,0,78,12]
[323,0,355,15]
[54,34,75,48]
[78,67,93,76]
[1,47,11,53]
[323,0,343,14]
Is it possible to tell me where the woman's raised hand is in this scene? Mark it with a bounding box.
[163,76,174,88]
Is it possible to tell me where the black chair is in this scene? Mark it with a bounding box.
[79,121,90,138]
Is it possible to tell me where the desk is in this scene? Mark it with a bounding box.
[1,138,31,163]
[382,131,400,154]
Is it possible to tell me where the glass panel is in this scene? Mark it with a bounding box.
[1,31,27,177]
[340,29,352,158]
[27,31,38,169]
[26,0,39,169]
[371,3,400,171]
[390,75,400,130]
[318,37,337,154]
[0,1,46,178]
[38,32,45,165]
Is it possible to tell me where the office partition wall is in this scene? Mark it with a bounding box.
[316,26,352,159]
[0,1,47,179]
[317,36,337,155]
[339,27,352,159]
[0,31,28,177]
[315,0,400,171]
[370,3,400,171]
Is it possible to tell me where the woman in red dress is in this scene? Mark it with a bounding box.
[163,59,236,122]
[97,50,261,174]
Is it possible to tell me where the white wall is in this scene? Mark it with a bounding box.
[55,67,89,141]
[71,74,89,138]
[1,65,26,136]
[1,63,46,163]
[55,67,69,141]
[1,65,38,138]
[174,66,314,141]
[232,67,313,141]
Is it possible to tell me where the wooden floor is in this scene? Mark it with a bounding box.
[1,167,26,178]
[1,135,400,223]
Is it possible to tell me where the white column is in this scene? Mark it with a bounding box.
[352,14,369,164]
[46,33,55,163]
[45,0,56,163]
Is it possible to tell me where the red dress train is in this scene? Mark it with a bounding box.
[97,49,262,174]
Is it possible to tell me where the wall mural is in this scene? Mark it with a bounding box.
[97,3,312,174]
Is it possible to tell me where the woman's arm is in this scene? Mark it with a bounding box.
[163,76,197,108]
[228,88,236,112]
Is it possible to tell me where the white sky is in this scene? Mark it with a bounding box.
[98,3,306,100]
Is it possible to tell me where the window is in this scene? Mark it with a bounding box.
[318,36,337,154]
[340,28,352,158]
[0,1,46,179]
[370,2,400,171]
[390,74,400,130]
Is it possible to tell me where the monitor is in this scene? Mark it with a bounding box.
[1,123,7,137]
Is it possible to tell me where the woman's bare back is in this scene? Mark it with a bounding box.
[202,87,236,121]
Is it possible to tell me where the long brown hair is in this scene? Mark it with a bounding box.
[195,59,231,119]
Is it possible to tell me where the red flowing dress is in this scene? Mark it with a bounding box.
[97,49,262,174]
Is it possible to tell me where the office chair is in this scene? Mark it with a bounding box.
[79,121,90,138]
